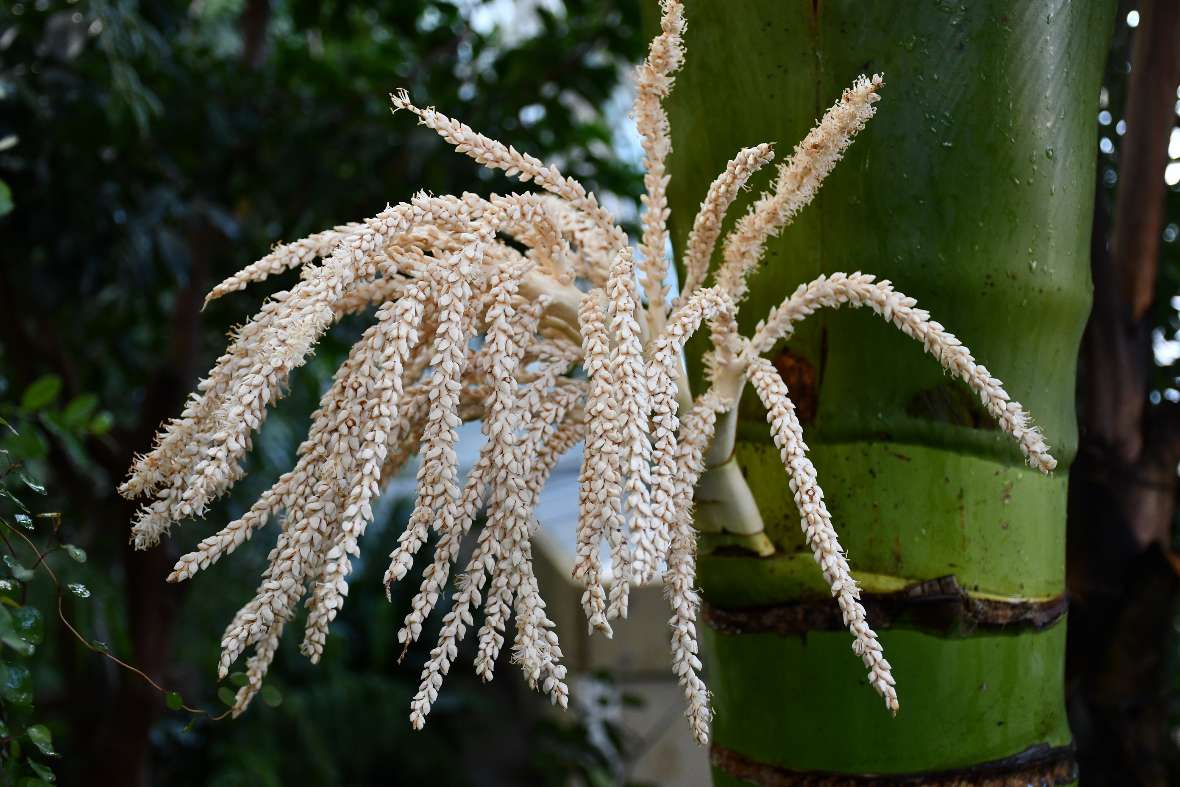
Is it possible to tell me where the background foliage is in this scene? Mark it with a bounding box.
[0,1,642,784]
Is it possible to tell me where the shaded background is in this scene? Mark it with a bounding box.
[0,0,1177,785]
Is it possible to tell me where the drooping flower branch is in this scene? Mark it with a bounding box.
[121,0,1056,744]
[633,0,684,335]
[748,357,899,711]
[679,143,775,303]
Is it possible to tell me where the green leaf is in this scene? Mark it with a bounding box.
[1,637,33,657]
[60,395,97,430]
[0,606,33,656]
[87,412,113,436]
[16,474,44,496]
[27,760,54,782]
[0,180,11,217]
[3,556,34,582]
[19,377,62,414]
[0,662,33,708]
[0,490,29,514]
[217,686,236,706]
[63,545,86,564]
[165,691,183,711]
[3,430,47,463]
[25,725,56,757]
[13,607,43,647]
[260,684,283,708]
[228,672,248,688]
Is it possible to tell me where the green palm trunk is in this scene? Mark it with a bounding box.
[660,1,1114,782]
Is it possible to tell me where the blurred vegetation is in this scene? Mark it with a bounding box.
[0,411,72,787]
[0,1,643,785]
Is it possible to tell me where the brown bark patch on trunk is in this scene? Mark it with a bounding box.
[711,742,1076,786]
[773,349,818,426]
[703,575,1067,638]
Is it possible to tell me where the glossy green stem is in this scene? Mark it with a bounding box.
[659,0,1114,780]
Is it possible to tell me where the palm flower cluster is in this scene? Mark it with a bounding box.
[121,0,1056,744]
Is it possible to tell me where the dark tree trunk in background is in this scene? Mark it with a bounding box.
[80,220,214,787]
[1067,0,1180,784]
[240,0,272,70]
[88,500,186,787]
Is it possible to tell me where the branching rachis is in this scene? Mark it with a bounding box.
[122,0,1055,744]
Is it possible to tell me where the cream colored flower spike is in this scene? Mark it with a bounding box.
[123,0,1055,744]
